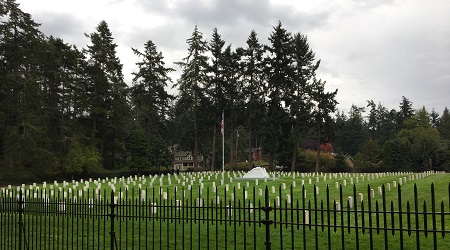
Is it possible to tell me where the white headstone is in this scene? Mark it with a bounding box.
[226,205,232,217]
[305,210,310,224]
[286,194,291,204]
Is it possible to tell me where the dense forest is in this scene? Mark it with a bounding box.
[1,1,449,184]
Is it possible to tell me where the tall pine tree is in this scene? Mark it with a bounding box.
[288,32,317,172]
[175,25,209,170]
[241,30,266,169]
[84,20,129,169]
[0,0,55,177]
[264,21,295,170]
[130,39,174,168]
[207,28,226,171]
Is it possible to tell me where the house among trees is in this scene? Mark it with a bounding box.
[246,148,263,161]
[172,151,204,171]
[346,157,355,168]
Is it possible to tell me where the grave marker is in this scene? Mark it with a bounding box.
[335,202,341,211]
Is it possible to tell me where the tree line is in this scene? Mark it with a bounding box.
[1,1,449,184]
[334,98,450,173]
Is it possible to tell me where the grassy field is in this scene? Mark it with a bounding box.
[1,171,449,249]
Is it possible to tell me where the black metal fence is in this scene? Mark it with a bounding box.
[1,182,450,249]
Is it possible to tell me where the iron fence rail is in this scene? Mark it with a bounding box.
[1,183,449,249]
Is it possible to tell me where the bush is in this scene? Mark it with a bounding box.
[297,150,335,172]
[328,153,350,173]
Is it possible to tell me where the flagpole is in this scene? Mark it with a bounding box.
[222,110,225,172]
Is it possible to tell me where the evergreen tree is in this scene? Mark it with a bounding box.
[398,107,443,170]
[335,105,368,156]
[206,28,226,171]
[311,77,338,172]
[437,107,450,141]
[355,138,382,172]
[130,39,174,168]
[126,129,150,172]
[330,153,349,173]
[288,32,316,172]
[436,108,450,170]
[430,108,439,128]
[38,37,88,174]
[84,20,129,169]
[366,100,396,144]
[381,138,414,171]
[175,25,209,170]
[264,21,295,170]
[222,45,244,170]
[366,100,377,138]
[397,96,414,129]
[149,135,172,170]
[0,0,56,176]
[240,30,266,169]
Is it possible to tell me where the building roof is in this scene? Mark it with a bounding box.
[245,148,261,153]
[173,151,192,157]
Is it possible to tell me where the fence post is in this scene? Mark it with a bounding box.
[18,189,23,250]
[261,186,273,250]
[109,191,116,250]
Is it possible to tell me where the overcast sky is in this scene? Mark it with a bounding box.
[15,0,450,115]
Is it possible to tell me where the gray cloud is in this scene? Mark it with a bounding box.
[136,0,332,42]
[17,0,450,114]
[350,0,395,10]
[31,12,86,47]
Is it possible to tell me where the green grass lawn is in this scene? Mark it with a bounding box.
[1,171,449,249]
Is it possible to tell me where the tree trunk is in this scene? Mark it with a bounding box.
[111,127,115,169]
[229,130,234,171]
[194,110,198,171]
[268,153,274,172]
[248,126,252,169]
[211,122,216,171]
[146,117,152,155]
[291,141,297,173]
[315,123,321,173]
[235,128,239,167]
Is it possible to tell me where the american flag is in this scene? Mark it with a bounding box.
[220,119,224,135]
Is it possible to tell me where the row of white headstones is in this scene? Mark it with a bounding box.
[1,171,443,215]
